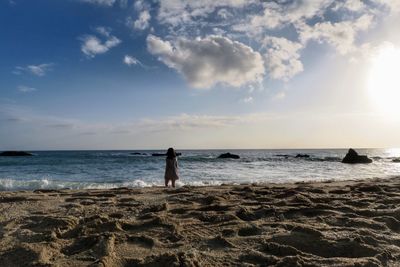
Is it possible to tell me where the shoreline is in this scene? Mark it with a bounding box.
[1,177,400,266]
[1,175,400,193]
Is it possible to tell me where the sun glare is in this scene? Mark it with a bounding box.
[367,43,400,115]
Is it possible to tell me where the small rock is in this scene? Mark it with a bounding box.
[342,148,372,164]
[218,153,240,159]
[295,154,310,158]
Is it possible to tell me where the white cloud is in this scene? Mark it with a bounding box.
[123,55,140,66]
[133,0,146,11]
[332,0,366,12]
[125,0,151,31]
[147,35,264,89]
[278,0,334,22]
[14,63,53,76]
[80,28,121,58]
[262,37,304,81]
[299,14,374,54]
[373,0,400,12]
[133,10,151,30]
[233,0,335,33]
[17,86,36,93]
[217,8,232,19]
[147,35,174,55]
[157,0,251,27]
[80,36,119,57]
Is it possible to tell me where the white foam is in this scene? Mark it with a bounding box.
[0,178,56,191]
[122,179,158,188]
[0,178,164,191]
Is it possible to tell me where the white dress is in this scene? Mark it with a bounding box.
[164,157,179,181]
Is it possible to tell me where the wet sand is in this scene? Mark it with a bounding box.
[1,177,400,266]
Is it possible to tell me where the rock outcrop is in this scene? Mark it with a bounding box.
[342,149,372,164]
[0,151,33,156]
[218,153,240,159]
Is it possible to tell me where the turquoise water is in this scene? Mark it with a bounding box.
[0,149,399,190]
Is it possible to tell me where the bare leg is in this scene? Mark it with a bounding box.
[172,179,176,188]
[165,179,169,187]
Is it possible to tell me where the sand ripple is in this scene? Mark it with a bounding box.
[1,179,400,266]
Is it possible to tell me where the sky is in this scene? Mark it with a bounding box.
[1,0,400,150]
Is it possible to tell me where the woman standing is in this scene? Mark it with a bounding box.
[165,147,179,188]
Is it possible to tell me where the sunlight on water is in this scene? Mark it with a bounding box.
[386,148,400,158]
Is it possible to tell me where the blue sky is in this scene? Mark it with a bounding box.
[1,0,400,149]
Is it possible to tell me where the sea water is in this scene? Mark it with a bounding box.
[0,149,399,191]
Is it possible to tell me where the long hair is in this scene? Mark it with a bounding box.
[166,147,176,159]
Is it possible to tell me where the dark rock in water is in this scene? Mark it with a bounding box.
[0,151,33,156]
[218,153,240,159]
[393,158,400,163]
[152,152,182,157]
[342,149,372,164]
[295,154,310,158]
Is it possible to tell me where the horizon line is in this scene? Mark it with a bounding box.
[0,147,398,152]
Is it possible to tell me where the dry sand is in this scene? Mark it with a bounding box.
[1,178,400,266]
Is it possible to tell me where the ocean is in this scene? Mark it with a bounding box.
[0,149,399,191]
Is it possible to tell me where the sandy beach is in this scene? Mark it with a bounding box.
[1,178,400,266]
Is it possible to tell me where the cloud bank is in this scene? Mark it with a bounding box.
[74,0,399,89]
[147,35,264,88]
[143,0,397,88]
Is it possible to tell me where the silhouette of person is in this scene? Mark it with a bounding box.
[165,147,179,187]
